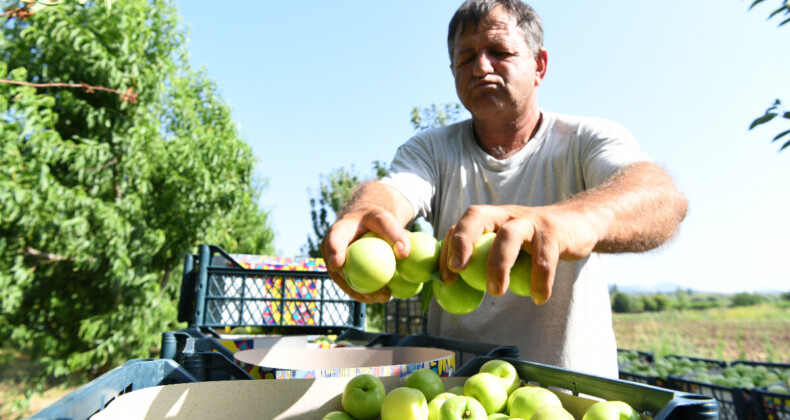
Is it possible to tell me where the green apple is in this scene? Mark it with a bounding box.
[507,251,531,297]
[322,411,355,420]
[404,367,446,402]
[479,360,520,395]
[487,414,510,420]
[458,232,496,291]
[458,232,531,295]
[428,392,457,420]
[341,374,386,420]
[343,235,396,294]
[381,387,430,420]
[448,385,464,395]
[463,372,508,414]
[439,395,488,420]
[582,400,640,420]
[531,404,574,420]
[507,386,561,419]
[387,271,424,299]
[432,274,485,315]
[398,231,441,284]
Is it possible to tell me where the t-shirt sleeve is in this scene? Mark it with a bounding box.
[580,118,652,188]
[379,135,436,222]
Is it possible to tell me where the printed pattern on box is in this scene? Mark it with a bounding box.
[206,254,352,328]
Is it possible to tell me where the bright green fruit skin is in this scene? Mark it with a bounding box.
[387,271,424,299]
[341,374,386,420]
[582,400,640,420]
[463,372,508,414]
[428,392,457,420]
[507,386,562,419]
[459,232,496,292]
[459,233,532,296]
[404,367,446,402]
[439,395,488,420]
[507,251,532,297]
[397,231,441,284]
[381,387,430,420]
[343,237,396,294]
[479,359,520,395]
[531,404,574,420]
[432,274,485,315]
[487,413,510,420]
[447,385,464,395]
[321,411,355,420]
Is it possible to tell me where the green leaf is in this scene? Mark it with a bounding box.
[750,112,777,129]
[421,272,437,316]
[749,0,766,10]
[772,129,790,143]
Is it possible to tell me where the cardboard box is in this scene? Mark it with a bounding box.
[233,346,456,379]
[90,376,607,420]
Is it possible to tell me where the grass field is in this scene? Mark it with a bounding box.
[612,303,790,362]
[3,303,789,419]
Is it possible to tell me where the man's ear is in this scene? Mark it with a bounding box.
[535,47,548,86]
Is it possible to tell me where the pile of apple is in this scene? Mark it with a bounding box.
[322,360,641,420]
[683,363,790,392]
[617,351,717,380]
[344,231,532,314]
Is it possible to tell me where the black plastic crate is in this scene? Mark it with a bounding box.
[385,295,428,336]
[730,361,790,420]
[752,386,790,420]
[669,359,790,420]
[167,333,518,381]
[159,326,402,381]
[457,356,719,419]
[179,244,365,333]
[668,376,752,420]
[30,359,197,420]
[34,353,719,420]
[618,348,662,386]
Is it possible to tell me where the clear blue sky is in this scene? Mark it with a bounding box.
[174,0,789,294]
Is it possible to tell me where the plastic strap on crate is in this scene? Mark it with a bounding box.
[30,359,197,420]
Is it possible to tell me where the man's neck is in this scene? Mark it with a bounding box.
[472,109,542,159]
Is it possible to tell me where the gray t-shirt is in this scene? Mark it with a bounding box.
[380,111,650,378]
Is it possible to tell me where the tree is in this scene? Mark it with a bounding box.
[0,0,273,390]
[611,292,644,313]
[302,162,387,258]
[747,0,790,151]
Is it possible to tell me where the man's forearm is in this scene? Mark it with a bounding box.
[561,161,688,254]
[339,181,415,228]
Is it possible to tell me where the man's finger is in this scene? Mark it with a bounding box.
[439,226,459,285]
[360,210,411,260]
[529,231,558,305]
[487,221,529,296]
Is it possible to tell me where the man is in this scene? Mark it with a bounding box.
[321,0,687,378]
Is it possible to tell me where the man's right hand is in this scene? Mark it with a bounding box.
[320,205,411,304]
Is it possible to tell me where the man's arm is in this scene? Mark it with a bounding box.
[441,161,688,304]
[321,181,415,303]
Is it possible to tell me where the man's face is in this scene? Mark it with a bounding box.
[451,5,546,120]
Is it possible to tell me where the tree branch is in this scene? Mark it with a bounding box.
[0,79,138,104]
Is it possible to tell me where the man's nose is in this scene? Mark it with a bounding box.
[473,52,494,76]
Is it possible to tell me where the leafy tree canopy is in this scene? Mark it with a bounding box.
[0,0,274,388]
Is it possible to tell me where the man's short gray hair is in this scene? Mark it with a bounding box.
[447,0,543,63]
